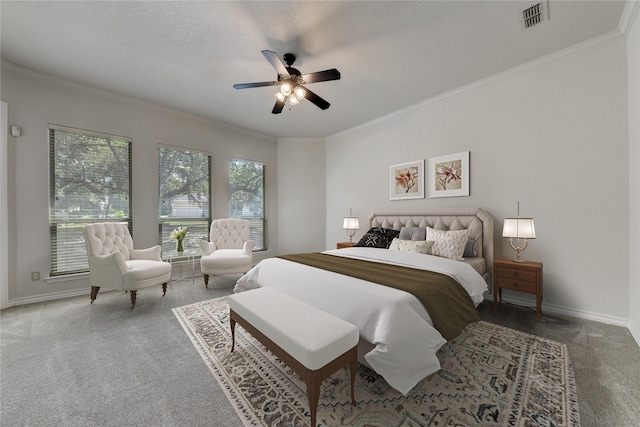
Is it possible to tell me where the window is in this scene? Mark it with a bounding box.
[49,125,132,276]
[229,158,266,251]
[158,146,211,253]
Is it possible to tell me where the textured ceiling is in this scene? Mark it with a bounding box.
[0,1,628,138]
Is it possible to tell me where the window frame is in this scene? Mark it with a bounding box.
[229,157,267,252]
[48,124,132,276]
[157,144,212,256]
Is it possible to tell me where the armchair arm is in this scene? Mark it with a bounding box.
[200,240,217,256]
[243,240,255,256]
[92,252,128,275]
[130,245,162,261]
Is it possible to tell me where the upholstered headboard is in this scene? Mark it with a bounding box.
[368,207,494,282]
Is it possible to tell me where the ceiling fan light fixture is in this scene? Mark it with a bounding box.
[289,94,300,106]
[293,85,306,100]
[275,92,286,102]
[280,81,292,96]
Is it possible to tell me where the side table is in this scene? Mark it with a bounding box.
[493,258,543,320]
[337,242,356,249]
[163,249,200,285]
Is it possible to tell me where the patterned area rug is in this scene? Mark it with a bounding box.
[173,296,580,426]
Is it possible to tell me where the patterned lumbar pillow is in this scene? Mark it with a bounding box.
[426,227,469,260]
[355,227,400,249]
[388,238,434,254]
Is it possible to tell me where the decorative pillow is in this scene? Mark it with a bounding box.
[398,226,426,241]
[388,238,434,254]
[355,227,400,249]
[426,227,469,260]
[464,239,480,258]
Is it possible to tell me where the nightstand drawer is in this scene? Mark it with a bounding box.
[497,267,537,283]
[496,277,537,293]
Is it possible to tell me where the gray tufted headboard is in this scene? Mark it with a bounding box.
[368,207,494,282]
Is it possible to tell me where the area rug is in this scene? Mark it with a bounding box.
[173,296,580,426]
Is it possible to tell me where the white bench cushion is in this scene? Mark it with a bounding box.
[229,287,359,371]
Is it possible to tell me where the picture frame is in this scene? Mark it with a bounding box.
[429,151,470,198]
[389,160,425,200]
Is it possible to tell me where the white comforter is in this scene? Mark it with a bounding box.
[234,247,488,395]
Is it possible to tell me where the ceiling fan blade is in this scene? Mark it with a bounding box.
[272,98,286,114]
[301,69,341,84]
[233,81,278,89]
[303,88,331,110]
[262,50,290,77]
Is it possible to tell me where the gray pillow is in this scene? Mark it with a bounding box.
[399,226,426,241]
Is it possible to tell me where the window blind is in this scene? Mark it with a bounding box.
[158,145,211,254]
[229,158,266,251]
[49,125,132,276]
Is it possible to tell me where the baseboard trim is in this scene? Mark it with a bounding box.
[6,274,204,308]
[486,294,640,348]
[10,288,89,307]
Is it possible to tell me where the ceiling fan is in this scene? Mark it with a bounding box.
[233,50,341,114]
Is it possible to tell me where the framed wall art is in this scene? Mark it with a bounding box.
[429,151,470,198]
[390,160,424,200]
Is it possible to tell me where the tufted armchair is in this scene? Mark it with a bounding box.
[199,219,254,288]
[83,223,172,309]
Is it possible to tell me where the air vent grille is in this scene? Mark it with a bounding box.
[523,3,542,28]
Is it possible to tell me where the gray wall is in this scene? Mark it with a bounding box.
[2,65,278,303]
[326,33,634,327]
[627,7,640,342]
[277,138,326,254]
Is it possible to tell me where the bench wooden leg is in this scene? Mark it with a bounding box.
[306,370,322,427]
[350,356,357,406]
[230,317,236,352]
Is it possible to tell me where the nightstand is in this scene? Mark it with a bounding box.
[337,242,356,249]
[493,258,543,320]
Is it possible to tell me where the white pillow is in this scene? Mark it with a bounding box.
[388,238,434,255]
[426,227,469,260]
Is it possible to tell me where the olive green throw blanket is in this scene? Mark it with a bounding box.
[277,253,480,341]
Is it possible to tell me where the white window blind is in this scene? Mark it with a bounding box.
[158,145,211,254]
[229,158,266,251]
[49,125,132,276]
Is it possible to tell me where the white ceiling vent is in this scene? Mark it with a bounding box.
[522,1,549,29]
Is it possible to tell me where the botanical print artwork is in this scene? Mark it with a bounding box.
[435,159,462,191]
[429,152,470,198]
[395,166,419,194]
[389,160,424,200]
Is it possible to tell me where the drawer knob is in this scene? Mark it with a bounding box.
[513,282,519,288]
[512,272,520,277]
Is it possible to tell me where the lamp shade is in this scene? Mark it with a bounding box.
[502,218,536,239]
[343,217,359,230]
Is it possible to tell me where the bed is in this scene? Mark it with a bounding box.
[234,207,494,395]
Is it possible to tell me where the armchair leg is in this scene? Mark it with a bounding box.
[162,283,167,297]
[204,274,209,288]
[130,290,137,309]
[90,286,100,303]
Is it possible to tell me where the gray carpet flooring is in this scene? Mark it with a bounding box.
[1,275,639,427]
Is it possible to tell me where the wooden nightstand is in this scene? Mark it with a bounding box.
[493,258,543,320]
[337,242,356,249]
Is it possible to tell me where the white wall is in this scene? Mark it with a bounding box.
[326,34,631,322]
[627,6,640,341]
[1,65,278,304]
[277,138,326,254]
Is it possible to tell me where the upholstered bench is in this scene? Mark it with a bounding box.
[228,287,359,426]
